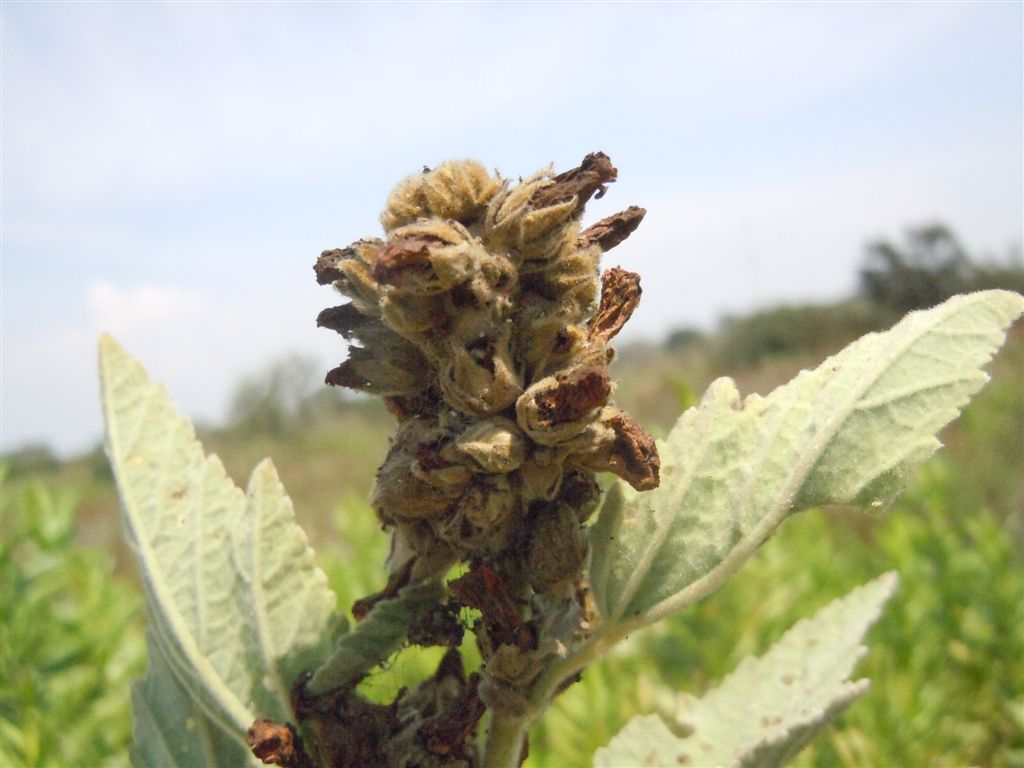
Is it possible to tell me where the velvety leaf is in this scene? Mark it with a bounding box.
[100,336,339,762]
[131,633,257,768]
[590,291,1023,623]
[306,581,444,696]
[593,573,898,768]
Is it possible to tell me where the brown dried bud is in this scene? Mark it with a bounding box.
[516,365,611,445]
[247,719,311,768]
[573,407,661,491]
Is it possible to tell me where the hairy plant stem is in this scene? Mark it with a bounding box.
[481,712,531,768]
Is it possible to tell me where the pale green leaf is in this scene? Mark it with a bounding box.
[590,291,1023,623]
[131,633,257,768]
[306,580,444,696]
[593,572,898,768]
[100,336,339,761]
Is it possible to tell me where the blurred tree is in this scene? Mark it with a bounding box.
[711,300,882,369]
[860,223,1024,314]
[1,445,59,479]
[227,354,325,436]
[663,327,706,351]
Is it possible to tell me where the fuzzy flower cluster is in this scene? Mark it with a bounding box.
[315,153,659,603]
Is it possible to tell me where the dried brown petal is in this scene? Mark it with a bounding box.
[374,236,442,287]
[589,267,642,343]
[529,152,618,215]
[247,719,312,768]
[516,365,611,445]
[576,206,646,252]
[606,411,660,490]
[316,304,369,338]
[314,239,383,315]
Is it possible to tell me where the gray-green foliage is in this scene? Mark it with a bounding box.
[98,290,1023,768]
[593,574,897,768]
[590,290,1024,625]
[100,336,339,766]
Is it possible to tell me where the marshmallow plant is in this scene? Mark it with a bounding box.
[100,153,1023,768]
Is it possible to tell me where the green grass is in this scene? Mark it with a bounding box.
[0,480,146,767]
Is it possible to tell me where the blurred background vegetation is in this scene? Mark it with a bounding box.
[2,224,1022,767]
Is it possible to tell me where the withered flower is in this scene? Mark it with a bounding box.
[315,152,660,703]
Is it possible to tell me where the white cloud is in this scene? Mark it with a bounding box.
[88,280,215,336]
[2,275,342,456]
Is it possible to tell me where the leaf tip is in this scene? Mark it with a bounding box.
[247,457,286,492]
[98,333,123,363]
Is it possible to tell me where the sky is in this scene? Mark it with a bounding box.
[2,2,1022,457]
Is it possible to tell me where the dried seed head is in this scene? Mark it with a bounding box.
[316,153,659,610]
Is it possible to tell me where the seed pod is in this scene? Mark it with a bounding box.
[438,474,516,553]
[453,418,526,474]
[527,502,588,598]
[438,337,521,417]
[388,521,459,582]
[518,447,568,504]
[373,419,464,521]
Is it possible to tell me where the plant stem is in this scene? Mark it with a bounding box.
[481,712,530,768]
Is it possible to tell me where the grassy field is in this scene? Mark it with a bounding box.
[2,310,1021,767]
